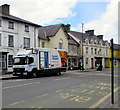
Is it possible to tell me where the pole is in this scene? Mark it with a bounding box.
[81,23,84,70]
[110,38,114,104]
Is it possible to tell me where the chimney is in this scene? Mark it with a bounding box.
[64,24,71,32]
[0,4,10,15]
[85,30,94,36]
[97,35,103,40]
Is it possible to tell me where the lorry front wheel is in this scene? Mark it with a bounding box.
[32,72,37,78]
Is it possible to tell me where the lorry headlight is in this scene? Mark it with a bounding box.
[23,72,27,75]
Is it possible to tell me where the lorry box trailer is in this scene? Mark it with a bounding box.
[13,48,67,77]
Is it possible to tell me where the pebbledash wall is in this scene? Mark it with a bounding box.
[0,4,40,73]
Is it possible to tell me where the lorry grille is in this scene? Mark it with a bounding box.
[13,68,25,72]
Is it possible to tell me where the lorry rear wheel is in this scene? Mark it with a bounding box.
[56,71,61,76]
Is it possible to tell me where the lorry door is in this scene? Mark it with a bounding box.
[44,52,49,68]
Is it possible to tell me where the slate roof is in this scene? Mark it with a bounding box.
[68,37,79,45]
[69,31,102,42]
[114,44,120,50]
[38,24,67,39]
[1,13,41,27]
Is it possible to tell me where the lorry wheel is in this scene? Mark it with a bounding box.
[56,71,61,76]
[32,72,37,78]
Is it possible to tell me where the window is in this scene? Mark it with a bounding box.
[8,21,14,29]
[25,25,29,32]
[8,35,14,47]
[59,43,63,49]
[24,37,30,48]
[86,58,89,65]
[0,19,1,27]
[8,55,13,67]
[0,34,1,46]
[95,48,97,55]
[86,47,88,54]
[114,60,117,66]
[91,48,93,54]
[41,42,45,48]
[106,49,108,56]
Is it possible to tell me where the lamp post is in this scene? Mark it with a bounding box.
[81,23,84,70]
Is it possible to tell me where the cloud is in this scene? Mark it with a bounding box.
[72,0,118,43]
[0,0,77,25]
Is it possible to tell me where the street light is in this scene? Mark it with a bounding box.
[81,23,84,70]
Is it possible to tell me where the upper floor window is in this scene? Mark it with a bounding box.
[59,39,63,49]
[41,42,45,48]
[106,49,108,56]
[25,25,29,32]
[8,21,14,29]
[24,37,30,48]
[8,35,14,47]
[91,48,93,54]
[59,43,63,49]
[86,58,89,65]
[95,48,97,55]
[0,34,1,46]
[86,47,89,54]
[0,19,1,27]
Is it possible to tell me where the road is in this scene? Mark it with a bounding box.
[2,68,119,109]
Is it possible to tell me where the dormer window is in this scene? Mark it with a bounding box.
[25,24,29,32]
[8,21,14,29]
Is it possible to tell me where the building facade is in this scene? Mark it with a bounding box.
[69,30,110,69]
[68,37,80,70]
[38,24,69,51]
[108,44,120,68]
[0,4,40,72]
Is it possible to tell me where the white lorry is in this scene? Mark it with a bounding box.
[13,48,67,77]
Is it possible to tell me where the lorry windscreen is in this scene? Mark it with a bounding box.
[13,57,27,65]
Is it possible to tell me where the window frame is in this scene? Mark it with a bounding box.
[24,37,30,49]
[25,24,29,32]
[8,21,14,29]
[8,35,14,47]
[8,55,13,67]
[41,42,45,48]
[0,33,1,46]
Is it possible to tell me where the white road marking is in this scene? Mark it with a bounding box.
[54,77,71,81]
[2,81,40,90]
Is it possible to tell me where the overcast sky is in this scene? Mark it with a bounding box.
[0,0,119,43]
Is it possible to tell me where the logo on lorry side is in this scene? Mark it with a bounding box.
[52,55,58,60]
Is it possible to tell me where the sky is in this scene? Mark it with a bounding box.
[0,0,119,43]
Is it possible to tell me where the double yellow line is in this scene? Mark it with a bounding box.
[89,87,120,108]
